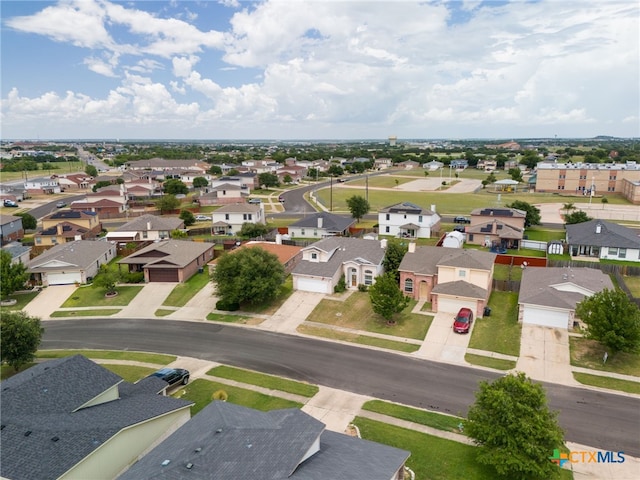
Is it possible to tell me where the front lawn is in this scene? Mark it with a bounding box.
[464,353,516,371]
[569,336,640,376]
[60,285,144,307]
[297,325,420,353]
[102,364,157,383]
[37,349,176,364]
[306,292,432,340]
[206,312,258,324]
[162,271,210,307]
[173,378,303,415]
[573,372,640,394]
[362,400,465,433]
[237,275,294,315]
[0,290,40,313]
[469,291,521,356]
[207,365,319,397]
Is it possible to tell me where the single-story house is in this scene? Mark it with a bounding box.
[566,219,640,262]
[395,160,420,170]
[398,244,496,317]
[423,160,444,171]
[28,240,116,286]
[105,214,184,243]
[0,355,192,480]
[0,214,24,245]
[1,241,31,265]
[288,212,355,238]
[378,202,440,239]
[118,239,214,282]
[118,400,409,480]
[69,199,126,217]
[24,176,61,194]
[518,267,615,329]
[292,237,386,293]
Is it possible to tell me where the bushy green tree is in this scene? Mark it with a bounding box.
[507,200,541,227]
[170,229,188,239]
[15,212,37,230]
[369,273,409,324]
[0,250,29,301]
[382,240,408,283]
[93,264,120,294]
[85,164,98,177]
[258,172,279,189]
[1,311,44,372]
[192,177,208,188]
[238,222,271,239]
[179,209,196,226]
[564,210,592,225]
[212,247,285,306]
[466,372,565,480]
[576,288,640,353]
[157,194,180,213]
[508,168,523,182]
[208,165,222,175]
[163,179,189,195]
[346,195,370,223]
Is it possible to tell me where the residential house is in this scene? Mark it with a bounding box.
[292,237,386,293]
[69,199,127,217]
[373,157,393,170]
[450,159,468,169]
[477,159,497,171]
[24,176,61,194]
[126,158,209,174]
[211,203,265,235]
[378,202,441,239]
[518,267,614,329]
[28,240,116,285]
[90,185,129,204]
[209,176,252,194]
[198,183,246,205]
[395,160,420,170]
[118,239,214,282]
[211,241,303,275]
[105,214,184,243]
[56,173,92,190]
[0,214,24,245]
[288,212,355,239]
[1,242,31,265]
[423,160,444,171]
[465,207,526,250]
[277,165,307,183]
[35,210,102,246]
[0,355,192,480]
[399,245,496,316]
[565,219,640,262]
[118,400,409,480]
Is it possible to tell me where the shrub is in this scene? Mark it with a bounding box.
[334,275,347,293]
[122,271,145,283]
[212,390,228,401]
[357,284,368,292]
[216,299,240,311]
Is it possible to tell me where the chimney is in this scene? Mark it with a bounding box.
[595,223,601,234]
[408,242,416,253]
[317,216,323,229]
[275,233,282,245]
[57,224,63,235]
[147,221,152,231]
[380,238,388,249]
[431,204,436,213]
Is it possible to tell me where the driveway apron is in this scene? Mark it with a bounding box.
[258,291,325,333]
[516,325,575,385]
[414,311,472,363]
[116,283,176,318]
[23,285,77,319]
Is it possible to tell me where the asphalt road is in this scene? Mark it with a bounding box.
[42,319,640,457]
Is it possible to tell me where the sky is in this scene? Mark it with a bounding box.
[1,0,638,140]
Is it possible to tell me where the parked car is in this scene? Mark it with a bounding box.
[248,198,262,204]
[453,216,470,224]
[3,199,18,207]
[453,225,466,233]
[278,196,284,203]
[148,367,190,387]
[194,214,211,221]
[452,307,474,334]
[56,201,67,208]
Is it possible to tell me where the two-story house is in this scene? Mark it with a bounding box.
[378,202,441,239]
[211,203,265,235]
[35,210,102,246]
[0,214,24,245]
[198,183,247,205]
[464,207,526,250]
[24,176,61,194]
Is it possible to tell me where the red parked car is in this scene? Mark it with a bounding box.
[453,308,474,334]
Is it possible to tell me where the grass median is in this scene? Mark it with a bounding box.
[207,365,319,397]
[50,309,121,317]
[298,324,420,353]
[362,400,465,433]
[573,372,640,394]
[37,349,176,364]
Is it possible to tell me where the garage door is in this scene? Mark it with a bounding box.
[523,306,568,329]
[47,271,82,285]
[437,296,478,314]
[295,276,331,294]
[148,269,179,282]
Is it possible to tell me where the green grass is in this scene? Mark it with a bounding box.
[573,372,640,394]
[0,290,40,313]
[469,291,521,356]
[362,400,465,433]
[1,363,36,380]
[622,275,640,297]
[155,309,175,317]
[206,312,255,323]
[297,325,420,352]
[569,337,640,376]
[465,353,517,371]
[237,275,294,315]
[207,365,319,397]
[50,309,121,317]
[102,364,157,383]
[525,228,565,242]
[173,378,303,415]
[60,285,144,307]
[347,175,416,188]
[492,264,523,281]
[37,349,176,364]
[306,292,432,340]
[162,271,211,307]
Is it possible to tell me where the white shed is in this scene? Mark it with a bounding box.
[442,231,464,249]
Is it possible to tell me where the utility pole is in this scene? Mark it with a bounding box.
[330,175,333,212]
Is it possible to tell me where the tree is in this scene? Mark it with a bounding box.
[192,176,208,188]
[208,165,222,175]
[382,240,408,283]
[212,247,285,306]
[575,288,640,353]
[93,265,119,295]
[369,273,409,324]
[564,210,592,225]
[157,194,180,213]
[92,180,113,192]
[0,250,29,301]
[601,197,609,209]
[238,222,271,239]
[258,172,280,189]
[506,200,541,227]
[562,203,575,218]
[85,164,98,177]
[327,164,344,177]
[466,372,565,480]
[283,174,293,184]
[508,168,523,182]
[346,195,370,223]
[163,179,188,195]
[16,212,37,230]
[0,311,44,372]
[170,229,188,239]
[179,209,196,226]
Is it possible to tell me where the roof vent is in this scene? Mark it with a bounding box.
[595,224,602,234]
[216,428,223,434]
[194,447,202,453]
[0,425,5,430]
[24,431,32,437]
[186,463,194,470]
[161,459,171,467]
[51,436,59,442]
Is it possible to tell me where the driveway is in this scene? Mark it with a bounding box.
[414,311,472,363]
[516,325,575,385]
[258,291,325,333]
[23,285,77,319]
[115,283,176,318]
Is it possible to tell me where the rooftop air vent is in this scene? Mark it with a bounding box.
[186,463,194,470]
[161,460,171,467]
[24,431,32,437]
[194,447,202,453]
[51,436,59,442]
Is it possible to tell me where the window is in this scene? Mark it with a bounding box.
[311,252,317,260]
[458,270,466,277]
[313,229,317,236]
[142,231,148,239]
[364,270,373,286]
[243,213,252,220]
[404,278,413,293]
[385,213,390,220]
[608,247,618,256]
[619,248,626,259]
[225,214,230,220]
[35,237,42,245]
[385,226,390,233]
[418,215,423,223]
[468,234,474,241]
[301,228,305,235]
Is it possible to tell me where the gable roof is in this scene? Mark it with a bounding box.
[379,202,436,216]
[289,212,355,232]
[293,237,385,278]
[115,214,183,232]
[431,280,487,299]
[398,246,495,274]
[519,267,615,310]
[0,355,192,480]
[70,199,122,208]
[219,241,302,266]
[119,240,213,268]
[38,222,89,238]
[28,240,113,270]
[118,401,409,480]
[214,203,262,214]
[43,210,97,221]
[566,219,640,249]
[0,214,22,226]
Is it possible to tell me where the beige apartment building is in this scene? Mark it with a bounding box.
[534,161,640,203]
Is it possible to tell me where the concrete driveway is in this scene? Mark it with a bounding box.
[116,283,176,318]
[516,325,575,385]
[414,311,473,363]
[23,285,77,319]
[259,291,325,333]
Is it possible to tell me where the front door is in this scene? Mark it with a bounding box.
[350,268,357,287]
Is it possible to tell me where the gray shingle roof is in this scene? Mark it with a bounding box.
[431,280,487,299]
[28,240,113,271]
[115,214,183,232]
[398,246,496,274]
[470,207,526,218]
[0,355,192,480]
[289,212,355,232]
[566,219,640,249]
[519,267,614,310]
[379,202,435,215]
[118,240,213,268]
[292,238,385,278]
[215,203,262,213]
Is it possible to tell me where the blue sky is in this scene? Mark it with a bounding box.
[1,0,638,140]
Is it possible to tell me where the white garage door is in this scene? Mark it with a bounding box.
[295,276,331,294]
[437,296,478,314]
[523,306,569,329]
[47,271,82,285]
